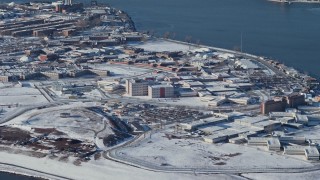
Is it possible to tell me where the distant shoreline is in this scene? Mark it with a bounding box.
[0,161,66,180]
[0,167,46,180]
[268,0,320,4]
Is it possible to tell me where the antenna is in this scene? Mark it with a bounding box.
[241,32,243,53]
[91,0,98,6]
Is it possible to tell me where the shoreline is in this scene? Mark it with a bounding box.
[268,0,320,4]
[0,161,69,180]
[0,169,46,180]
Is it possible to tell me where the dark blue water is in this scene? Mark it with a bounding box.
[0,171,41,180]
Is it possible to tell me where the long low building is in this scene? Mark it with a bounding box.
[248,137,281,151]
[234,116,269,126]
[284,146,319,160]
[203,129,248,144]
[279,136,306,145]
[180,117,227,131]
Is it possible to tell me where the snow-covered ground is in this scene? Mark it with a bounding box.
[90,63,153,77]
[243,171,320,180]
[135,40,196,52]
[0,151,241,180]
[294,126,320,144]
[118,131,312,169]
[0,87,48,105]
[4,103,112,142]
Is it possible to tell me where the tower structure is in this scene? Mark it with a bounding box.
[64,0,72,5]
[91,0,98,6]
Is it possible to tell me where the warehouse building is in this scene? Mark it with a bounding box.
[248,137,281,151]
[203,129,248,144]
[284,146,319,160]
[180,117,227,131]
[148,84,174,98]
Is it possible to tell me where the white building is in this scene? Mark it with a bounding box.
[148,84,174,98]
[248,137,281,151]
[235,59,260,70]
[284,146,319,160]
[126,79,149,96]
[180,117,227,131]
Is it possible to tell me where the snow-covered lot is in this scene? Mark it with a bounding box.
[118,132,312,169]
[4,103,112,142]
[0,87,48,105]
[135,40,196,52]
[0,151,240,180]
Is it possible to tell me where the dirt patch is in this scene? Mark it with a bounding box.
[215,162,226,165]
[0,126,31,142]
[58,155,69,162]
[94,152,101,160]
[208,155,221,161]
[224,153,242,157]
[73,158,82,166]
[33,128,56,134]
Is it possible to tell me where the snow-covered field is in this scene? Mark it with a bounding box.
[91,63,153,77]
[0,151,241,180]
[135,40,196,52]
[0,87,48,105]
[118,132,312,169]
[4,103,112,142]
[243,171,320,180]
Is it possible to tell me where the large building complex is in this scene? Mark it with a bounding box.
[261,93,305,115]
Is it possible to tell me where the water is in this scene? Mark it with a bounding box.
[0,171,40,180]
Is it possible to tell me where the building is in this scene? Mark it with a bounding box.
[286,93,305,108]
[261,99,286,115]
[203,129,245,144]
[279,136,306,145]
[235,59,260,70]
[148,85,174,98]
[180,117,227,131]
[284,146,319,160]
[0,75,9,82]
[126,79,149,96]
[248,137,281,151]
[64,0,72,5]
